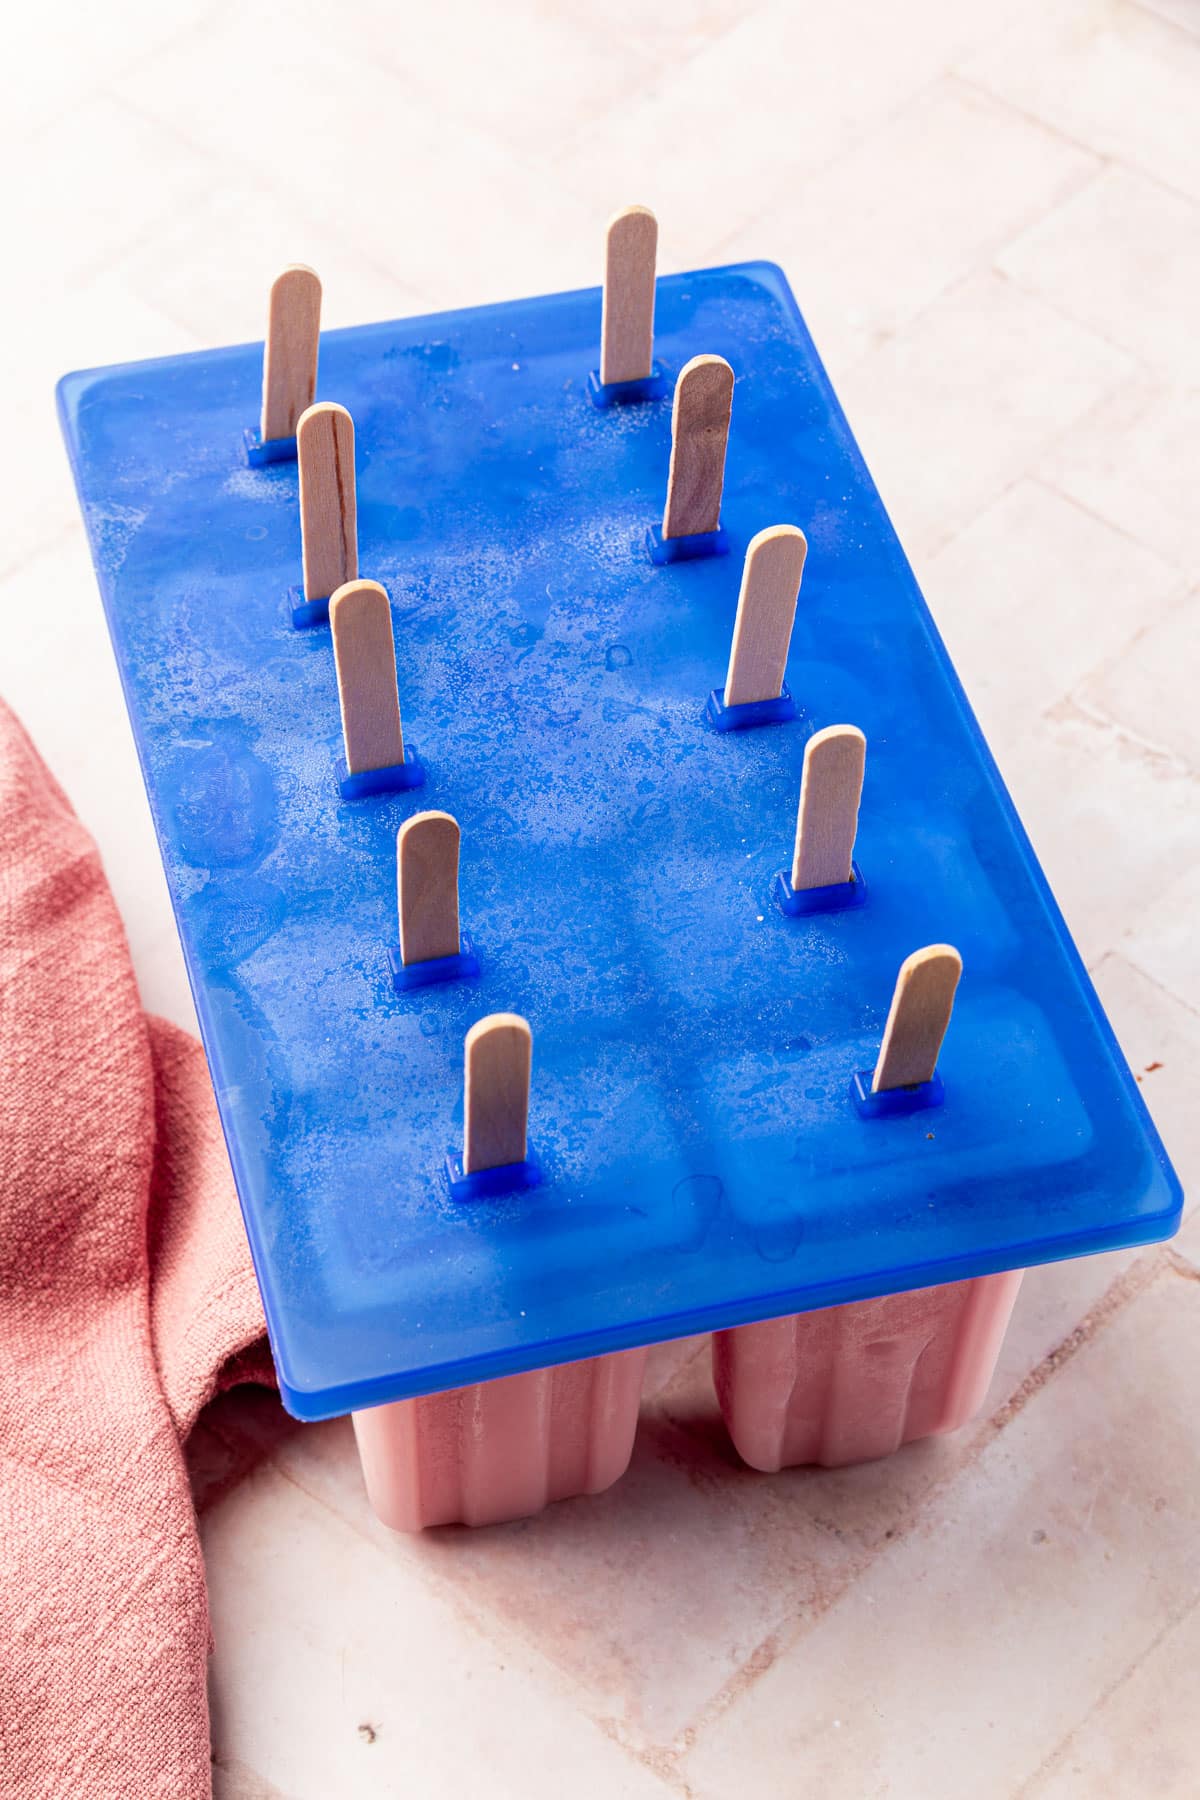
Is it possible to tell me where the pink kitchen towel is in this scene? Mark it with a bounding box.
[0,698,274,1799]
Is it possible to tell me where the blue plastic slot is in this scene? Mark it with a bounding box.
[587,362,670,408]
[243,427,298,468]
[444,1152,544,1201]
[851,1069,946,1118]
[646,524,730,564]
[338,750,425,800]
[289,586,329,629]
[707,683,798,732]
[388,936,481,992]
[774,863,868,917]
[57,263,1182,1421]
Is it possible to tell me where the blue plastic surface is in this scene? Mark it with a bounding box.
[774,864,868,917]
[587,362,670,408]
[707,683,798,732]
[57,262,1182,1422]
[243,427,297,468]
[388,937,481,993]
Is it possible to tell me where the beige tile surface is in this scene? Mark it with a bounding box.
[295,0,653,158]
[112,183,431,349]
[6,0,1197,1793]
[1040,377,1200,576]
[1136,0,1200,33]
[1120,857,1200,1023]
[556,0,1020,259]
[203,1456,676,1800]
[959,0,1200,202]
[112,10,598,313]
[1079,588,1200,771]
[5,0,213,139]
[992,709,1199,968]
[713,77,1098,377]
[922,477,1181,751]
[1090,954,1200,1211]
[998,165,1200,386]
[683,1265,1200,1799]
[835,272,1132,561]
[271,1401,865,1753]
[1027,1599,1200,1798]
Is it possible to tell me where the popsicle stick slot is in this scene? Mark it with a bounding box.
[260,265,322,448]
[447,1014,541,1198]
[295,402,357,619]
[599,205,658,388]
[329,580,424,798]
[792,725,866,889]
[388,811,481,991]
[868,944,962,1100]
[650,355,734,560]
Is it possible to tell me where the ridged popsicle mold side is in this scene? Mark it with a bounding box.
[353,1346,650,1531]
[712,1271,1024,1472]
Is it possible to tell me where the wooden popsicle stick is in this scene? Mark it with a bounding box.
[397,811,461,965]
[662,354,734,539]
[600,205,657,386]
[724,525,808,706]
[260,264,322,444]
[329,580,405,774]
[297,401,357,601]
[463,1013,532,1173]
[791,724,866,890]
[872,945,963,1093]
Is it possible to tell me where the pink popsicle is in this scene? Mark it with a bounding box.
[353,1347,649,1530]
[713,1270,1023,1471]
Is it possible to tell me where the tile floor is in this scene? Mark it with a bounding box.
[4,1,1198,1793]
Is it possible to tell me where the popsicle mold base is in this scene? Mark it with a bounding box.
[352,1346,649,1531]
[713,1270,1024,1472]
[351,1273,1022,1529]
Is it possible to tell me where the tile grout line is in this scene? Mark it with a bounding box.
[1115,953,1200,1028]
[1030,470,1192,575]
[1012,1585,1200,1798]
[985,1247,1170,1436]
[951,71,1114,172]
[986,263,1143,383]
[10,0,236,150]
[698,63,998,272]
[1043,692,1200,785]
[953,62,1200,212]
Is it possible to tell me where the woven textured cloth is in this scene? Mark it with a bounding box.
[0,699,273,1799]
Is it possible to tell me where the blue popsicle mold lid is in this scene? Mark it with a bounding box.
[57,262,1182,1419]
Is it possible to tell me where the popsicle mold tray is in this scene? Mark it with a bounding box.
[59,263,1181,1432]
